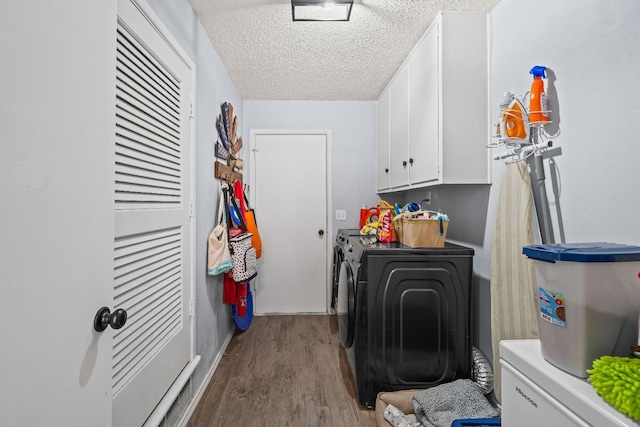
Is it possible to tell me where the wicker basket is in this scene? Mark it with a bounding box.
[394,213,449,248]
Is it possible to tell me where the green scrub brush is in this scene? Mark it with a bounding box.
[587,355,640,422]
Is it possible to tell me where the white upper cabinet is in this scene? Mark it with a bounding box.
[389,62,409,189]
[376,12,491,193]
[376,87,390,191]
[408,22,439,186]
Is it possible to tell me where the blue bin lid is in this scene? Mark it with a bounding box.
[523,242,640,263]
[451,419,501,427]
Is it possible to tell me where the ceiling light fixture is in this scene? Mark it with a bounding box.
[292,0,353,22]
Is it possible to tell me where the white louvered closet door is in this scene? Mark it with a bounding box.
[113,1,193,426]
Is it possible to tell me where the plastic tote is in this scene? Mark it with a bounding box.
[523,243,640,378]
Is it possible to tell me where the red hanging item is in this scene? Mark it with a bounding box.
[233,180,247,215]
[236,282,248,317]
[223,272,237,305]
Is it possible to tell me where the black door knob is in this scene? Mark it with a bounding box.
[94,307,128,332]
[402,160,407,167]
[318,229,325,237]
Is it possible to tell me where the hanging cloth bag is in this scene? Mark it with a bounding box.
[207,189,233,275]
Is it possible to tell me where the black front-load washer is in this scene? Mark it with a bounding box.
[337,236,474,408]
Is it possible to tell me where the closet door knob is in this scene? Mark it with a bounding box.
[402,160,407,167]
[94,307,128,332]
[318,229,325,237]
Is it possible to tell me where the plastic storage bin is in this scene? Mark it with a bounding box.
[523,243,640,378]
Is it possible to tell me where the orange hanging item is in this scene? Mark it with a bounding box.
[529,65,550,124]
[500,99,529,140]
[235,181,262,259]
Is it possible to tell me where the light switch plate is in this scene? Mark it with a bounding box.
[336,210,346,220]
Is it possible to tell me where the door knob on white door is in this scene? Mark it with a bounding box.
[94,307,128,332]
[318,229,325,237]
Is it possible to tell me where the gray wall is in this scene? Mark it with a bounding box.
[146,0,241,391]
[243,101,379,238]
[405,0,640,364]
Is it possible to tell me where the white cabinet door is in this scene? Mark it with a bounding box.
[376,88,391,191]
[389,62,410,189]
[440,13,490,184]
[408,23,440,185]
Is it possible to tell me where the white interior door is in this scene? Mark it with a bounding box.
[113,1,194,426]
[250,131,329,314]
[1,1,116,425]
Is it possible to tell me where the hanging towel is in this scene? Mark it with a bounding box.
[490,159,539,401]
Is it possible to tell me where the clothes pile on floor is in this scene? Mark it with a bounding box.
[375,379,500,427]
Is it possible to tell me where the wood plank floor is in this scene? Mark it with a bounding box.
[187,315,376,427]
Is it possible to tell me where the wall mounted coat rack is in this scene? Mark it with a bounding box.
[214,101,243,183]
[215,161,242,183]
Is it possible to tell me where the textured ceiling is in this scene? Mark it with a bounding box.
[188,0,501,101]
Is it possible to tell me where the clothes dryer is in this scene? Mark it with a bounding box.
[331,229,361,312]
[338,236,474,407]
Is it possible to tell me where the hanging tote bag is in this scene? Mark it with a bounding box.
[207,190,233,275]
[244,208,262,258]
[234,181,262,259]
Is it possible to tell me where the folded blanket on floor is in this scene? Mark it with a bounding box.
[412,379,500,427]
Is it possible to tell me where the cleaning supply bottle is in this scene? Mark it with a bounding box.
[529,65,550,124]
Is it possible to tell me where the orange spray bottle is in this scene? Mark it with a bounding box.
[529,65,550,124]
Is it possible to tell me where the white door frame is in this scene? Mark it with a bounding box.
[249,129,333,312]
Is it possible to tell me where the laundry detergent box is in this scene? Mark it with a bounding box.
[523,243,640,378]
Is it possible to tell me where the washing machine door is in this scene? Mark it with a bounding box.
[337,260,355,348]
[331,246,343,310]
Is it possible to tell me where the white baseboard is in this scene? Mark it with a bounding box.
[176,326,236,427]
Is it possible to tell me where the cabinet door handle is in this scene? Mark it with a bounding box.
[402,160,407,167]
[409,158,414,165]
[385,168,389,174]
